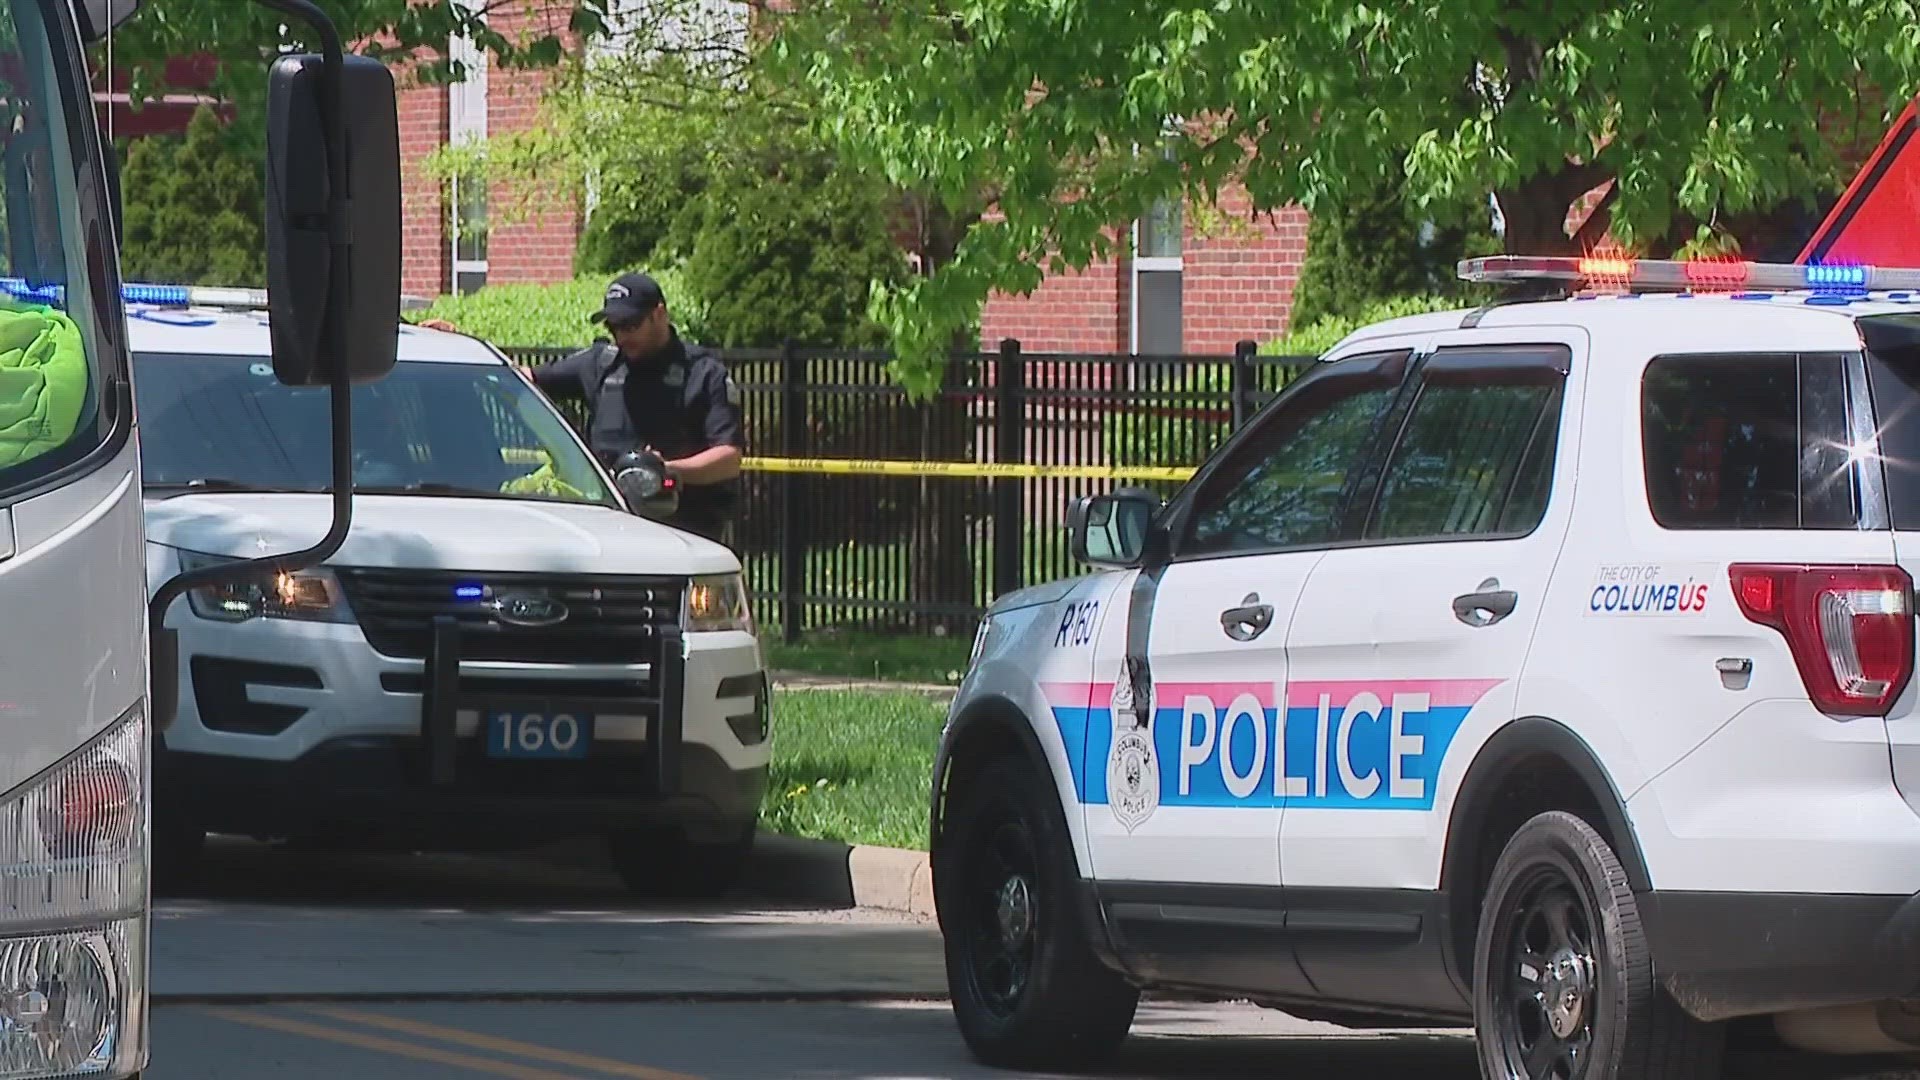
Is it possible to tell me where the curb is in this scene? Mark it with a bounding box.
[742,830,935,919]
[506,830,937,919]
[768,672,958,701]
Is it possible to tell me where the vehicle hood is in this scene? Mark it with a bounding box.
[141,492,740,575]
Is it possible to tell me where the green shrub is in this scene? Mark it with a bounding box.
[1258,293,1471,357]
[116,105,266,288]
[1288,170,1499,329]
[405,268,710,350]
[672,152,907,349]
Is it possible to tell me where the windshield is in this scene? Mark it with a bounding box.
[132,353,619,507]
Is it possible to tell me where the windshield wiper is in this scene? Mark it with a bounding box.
[146,478,305,493]
[357,482,500,497]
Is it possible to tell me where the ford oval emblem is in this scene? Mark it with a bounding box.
[493,592,568,627]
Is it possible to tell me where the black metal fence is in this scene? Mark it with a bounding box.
[501,339,1314,640]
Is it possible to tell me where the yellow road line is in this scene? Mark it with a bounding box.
[202,1007,582,1080]
[302,1005,703,1080]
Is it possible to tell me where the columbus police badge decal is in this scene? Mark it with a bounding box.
[1106,657,1158,832]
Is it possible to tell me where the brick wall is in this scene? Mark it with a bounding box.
[397,64,448,300]
[1182,191,1308,352]
[396,0,583,299]
[980,185,1309,355]
[479,0,583,285]
[977,260,1130,353]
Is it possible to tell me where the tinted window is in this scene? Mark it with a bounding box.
[133,353,617,507]
[1863,335,1920,531]
[1641,352,1859,529]
[1368,373,1562,540]
[1179,364,1400,556]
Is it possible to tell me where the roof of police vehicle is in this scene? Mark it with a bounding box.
[1328,288,1920,358]
[122,302,512,365]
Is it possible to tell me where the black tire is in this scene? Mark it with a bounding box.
[1472,810,1725,1080]
[607,822,754,900]
[935,753,1139,1071]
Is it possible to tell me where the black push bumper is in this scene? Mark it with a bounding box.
[1643,890,1920,1022]
[163,616,768,849]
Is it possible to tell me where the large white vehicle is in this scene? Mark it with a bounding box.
[127,301,769,897]
[933,254,1920,1078]
[0,0,406,1076]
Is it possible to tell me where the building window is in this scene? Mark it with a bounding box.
[448,31,488,294]
[1131,195,1183,354]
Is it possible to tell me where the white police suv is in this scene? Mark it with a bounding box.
[933,255,1920,1077]
[128,287,769,897]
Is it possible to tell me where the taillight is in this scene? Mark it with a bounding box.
[1730,564,1915,716]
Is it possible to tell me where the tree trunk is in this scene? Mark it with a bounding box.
[1495,162,1612,257]
[903,195,988,636]
[907,346,982,636]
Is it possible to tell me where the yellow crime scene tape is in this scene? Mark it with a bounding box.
[740,456,1196,482]
[499,448,1193,482]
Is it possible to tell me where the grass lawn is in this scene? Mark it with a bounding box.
[760,688,947,851]
[762,629,974,685]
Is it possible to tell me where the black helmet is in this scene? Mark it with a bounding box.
[609,448,679,519]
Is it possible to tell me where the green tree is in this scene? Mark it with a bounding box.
[1289,177,1496,328]
[766,0,1920,394]
[437,1,976,629]
[116,105,267,287]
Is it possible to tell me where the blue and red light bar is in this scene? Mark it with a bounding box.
[1456,255,1917,293]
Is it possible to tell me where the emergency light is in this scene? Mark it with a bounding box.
[1457,255,1920,294]
[0,278,271,309]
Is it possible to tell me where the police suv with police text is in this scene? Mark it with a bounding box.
[127,287,769,897]
[933,254,1920,1077]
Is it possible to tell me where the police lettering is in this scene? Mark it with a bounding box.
[1168,686,1445,808]
[1054,599,1100,647]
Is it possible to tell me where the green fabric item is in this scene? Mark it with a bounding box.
[0,302,85,469]
[501,461,590,502]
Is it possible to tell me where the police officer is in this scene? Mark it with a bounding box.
[518,272,747,546]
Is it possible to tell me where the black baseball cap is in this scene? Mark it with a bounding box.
[590,271,666,325]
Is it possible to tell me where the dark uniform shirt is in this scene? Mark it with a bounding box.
[528,332,746,514]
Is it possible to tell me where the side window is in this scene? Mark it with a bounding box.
[1642,352,1858,529]
[0,0,113,493]
[1367,348,1566,540]
[1177,355,1405,557]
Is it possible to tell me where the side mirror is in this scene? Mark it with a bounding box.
[264,51,401,387]
[152,8,407,736]
[610,449,681,520]
[1069,489,1161,568]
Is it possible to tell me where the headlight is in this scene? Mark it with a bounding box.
[0,705,148,1078]
[684,574,752,633]
[968,616,991,669]
[176,549,354,624]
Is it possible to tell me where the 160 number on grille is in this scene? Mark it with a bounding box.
[485,711,592,759]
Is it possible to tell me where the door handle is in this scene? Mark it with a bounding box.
[1453,577,1519,628]
[1221,593,1275,641]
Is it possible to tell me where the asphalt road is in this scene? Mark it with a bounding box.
[142,837,1920,1080]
